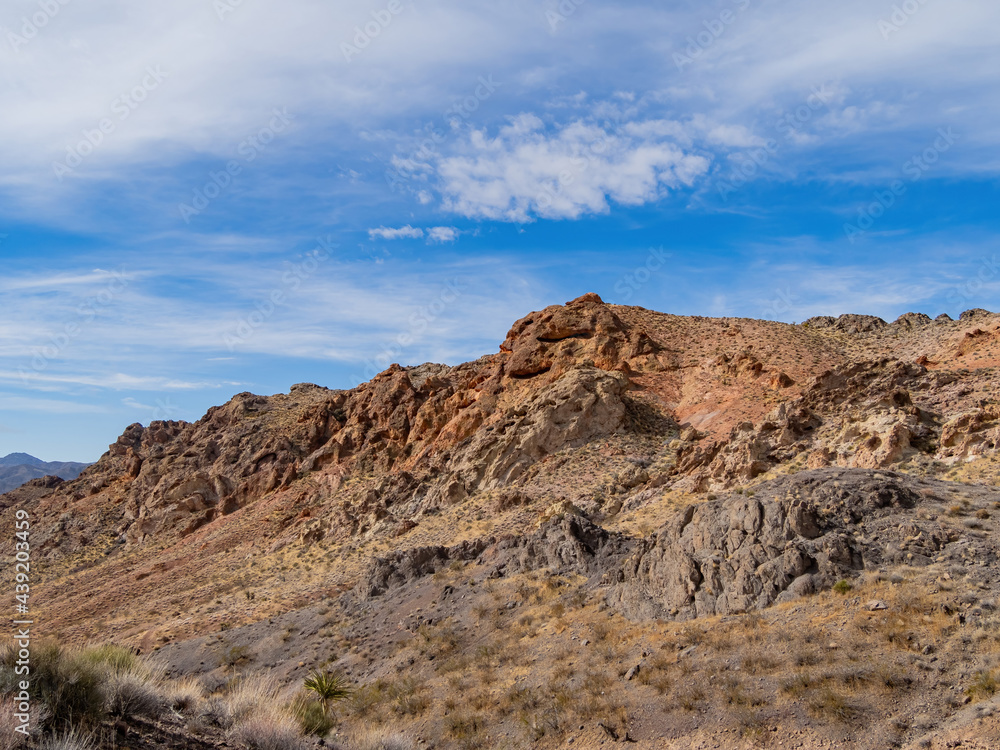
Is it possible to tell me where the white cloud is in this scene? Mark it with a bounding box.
[1,0,999,223]
[368,225,424,240]
[427,226,460,243]
[436,115,711,221]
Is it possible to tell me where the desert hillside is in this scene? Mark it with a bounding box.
[3,294,1000,750]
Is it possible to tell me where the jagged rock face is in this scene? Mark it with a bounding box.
[359,513,633,599]
[893,312,933,329]
[438,367,628,499]
[939,407,1000,461]
[610,469,927,620]
[3,296,999,573]
[804,314,887,333]
[961,308,994,321]
[500,293,632,378]
[115,394,308,543]
[360,537,493,598]
[673,357,995,490]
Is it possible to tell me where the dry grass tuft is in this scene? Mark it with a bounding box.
[228,710,310,750]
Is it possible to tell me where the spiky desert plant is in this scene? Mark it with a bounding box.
[303,670,351,716]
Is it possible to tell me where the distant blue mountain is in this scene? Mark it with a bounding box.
[0,452,46,467]
[0,453,92,494]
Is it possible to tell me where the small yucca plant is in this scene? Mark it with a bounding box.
[303,671,351,716]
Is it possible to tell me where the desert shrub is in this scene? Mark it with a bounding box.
[445,712,485,739]
[0,699,28,750]
[1,640,170,730]
[27,643,105,729]
[387,676,430,716]
[731,705,769,739]
[290,692,335,737]
[674,681,706,711]
[833,580,853,595]
[165,677,204,713]
[222,644,251,668]
[741,648,780,674]
[76,644,139,674]
[39,728,95,750]
[228,711,309,750]
[966,670,1000,700]
[104,669,165,719]
[807,686,857,722]
[209,674,280,729]
[344,683,385,718]
[591,620,612,642]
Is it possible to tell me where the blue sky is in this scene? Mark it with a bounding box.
[1,0,998,462]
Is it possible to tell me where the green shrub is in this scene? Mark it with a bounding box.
[966,671,1000,701]
[75,644,139,674]
[28,643,105,729]
[833,580,853,595]
[290,692,335,737]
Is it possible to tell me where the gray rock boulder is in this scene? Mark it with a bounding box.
[609,468,924,620]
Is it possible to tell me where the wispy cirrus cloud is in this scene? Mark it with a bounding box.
[0,394,106,415]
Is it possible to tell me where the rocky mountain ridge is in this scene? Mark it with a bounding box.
[3,294,1000,749]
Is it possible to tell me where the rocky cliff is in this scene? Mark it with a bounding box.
[3,295,1000,750]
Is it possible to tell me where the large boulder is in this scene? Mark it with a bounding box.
[609,469,925,620]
